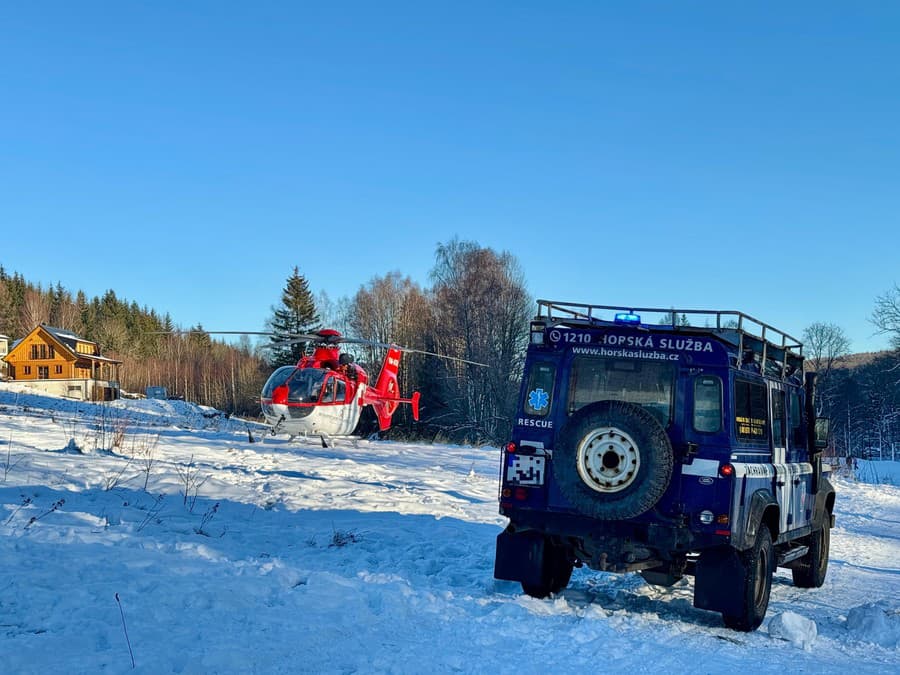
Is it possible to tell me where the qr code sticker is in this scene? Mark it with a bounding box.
[506,455,545,486]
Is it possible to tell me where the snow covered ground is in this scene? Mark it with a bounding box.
[1,385,899,674]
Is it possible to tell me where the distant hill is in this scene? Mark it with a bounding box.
[804,350,892,372]
[833,351,892,370]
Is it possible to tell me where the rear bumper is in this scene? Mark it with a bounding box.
[501,506,725,570]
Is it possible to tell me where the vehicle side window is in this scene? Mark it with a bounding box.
[790,390,804,446]
[734,379,768,442]
[524,362,555,417]
[772,389,785,447]
[693,376,722,433]
[335,379,346,402]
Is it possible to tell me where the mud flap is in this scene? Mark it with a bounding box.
[493,528,546,587]
[693,547,745,615]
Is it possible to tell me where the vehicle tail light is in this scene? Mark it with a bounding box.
[514,488,528,500]
[719,463,734,478]
[505,442,517,454]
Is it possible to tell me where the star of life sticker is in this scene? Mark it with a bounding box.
[528,387,550,411]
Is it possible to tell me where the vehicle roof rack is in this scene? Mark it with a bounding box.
[535,299,805,378]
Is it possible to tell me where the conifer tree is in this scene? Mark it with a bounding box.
[267,267,319,367]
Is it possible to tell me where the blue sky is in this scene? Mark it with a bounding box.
[2,2,898,352]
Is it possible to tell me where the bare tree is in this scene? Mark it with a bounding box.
[427,239,531,443]
[348,273,429,430]
[316,290,352,336]
[19,288,50,332]
[871,283,900,351]
[802,322,851,414]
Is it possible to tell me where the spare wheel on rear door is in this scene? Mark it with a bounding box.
[554,400,674,520]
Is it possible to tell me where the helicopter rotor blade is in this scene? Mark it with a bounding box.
[151,330,277,337]
[150,329,488,367]
[393,347,488,368]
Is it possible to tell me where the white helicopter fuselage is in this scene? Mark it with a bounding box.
[264,382,366,438]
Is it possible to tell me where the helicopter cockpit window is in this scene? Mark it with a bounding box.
[335,379,346,402]
[285,369,327,403]
[261,366,294,398]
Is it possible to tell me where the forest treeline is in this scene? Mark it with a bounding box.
[812,347,900,461]
[2,256,899,450]
[0,239,531,443]
[0,266,268,416]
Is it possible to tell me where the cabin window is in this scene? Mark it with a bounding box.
[29,344,54,359]
[734,379,768,442]
[38,366,49,379]
[693,376,722,433]
[24,366,31,375]
[55,365,63,375]
[524,362,556,417]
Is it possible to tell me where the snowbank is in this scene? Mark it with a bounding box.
[855,459,900,486]
[1,388,899,672]
[847,603,900,648]
[769,611,817,649]
[0,382,261,434]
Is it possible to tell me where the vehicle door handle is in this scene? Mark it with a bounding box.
[793,478,801,485]
[776,480,785,487]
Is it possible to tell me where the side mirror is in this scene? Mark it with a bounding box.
[814,417,830,450]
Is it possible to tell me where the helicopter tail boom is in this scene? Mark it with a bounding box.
[365,347,420,431]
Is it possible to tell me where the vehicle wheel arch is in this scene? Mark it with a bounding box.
[736,489,779,550]
[818,477,837,526]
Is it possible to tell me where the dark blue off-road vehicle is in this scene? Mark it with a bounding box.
[494,301,833,631]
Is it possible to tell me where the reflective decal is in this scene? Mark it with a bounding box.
[527,388,550,411]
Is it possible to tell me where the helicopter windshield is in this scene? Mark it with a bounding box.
[262,367,328,404]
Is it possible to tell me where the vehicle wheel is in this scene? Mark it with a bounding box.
[723,523,774,632]
[554,401,673,520]
[521,540,573,599]
[792,520,830,588]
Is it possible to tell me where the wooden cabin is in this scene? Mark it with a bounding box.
[2,324,121,400]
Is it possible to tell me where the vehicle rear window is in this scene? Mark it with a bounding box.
[569,357,676,427]
[693,376,722,433]
[524,362,556,417]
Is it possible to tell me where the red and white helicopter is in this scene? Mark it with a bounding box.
[258,329,484,440]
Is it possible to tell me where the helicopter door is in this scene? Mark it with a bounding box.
[318,374,356,435]
[320,376,337,403]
